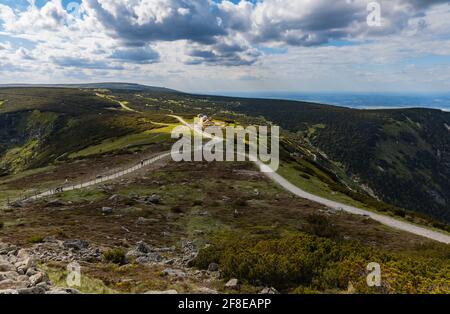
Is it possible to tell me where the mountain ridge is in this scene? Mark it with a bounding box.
[0,82,181,94]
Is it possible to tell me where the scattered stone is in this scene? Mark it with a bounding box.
[135,252,162,265]
[0,241,86,294]
[102,207,113,215]
[29,272,49,286]
[163,268,186,278]
[42,236,59,244]
[0,289,18,294]
[195,287,219,294]
[259,287,279,294]
[0,262,16,272]
[137,217,160,224]
[63,239,89,251]
[225,278,239,290]
[136,241,151,254]
[0,271,19,282]
[32,240,101,263]
[18,286,47,294]
[10,201,24,208]
[15,256,35,274]
[145,194,161,205]
[129,193,140,200]
[46,199,64,207]
[46,288,80,294]
[0,279,27,290]
[145,290,178,294]
[208,263,219,272]
[109,194,120,201]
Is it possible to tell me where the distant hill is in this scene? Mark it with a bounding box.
[214,97,450,223]
[0,82,181,94]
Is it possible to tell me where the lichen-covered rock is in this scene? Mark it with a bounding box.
[225,278,239,290]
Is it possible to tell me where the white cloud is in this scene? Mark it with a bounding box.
[0,0,449,92]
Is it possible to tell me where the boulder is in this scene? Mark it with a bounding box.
[29,272,49,286]
[225,278,239,290]
[17,286,47,294]
[0,278,28,290]
[135,252,162,265]
[145,194,161,205]
[17,249,30,261]
[208,263,219,272]
[0,262,16,272]
[136,241,152,254]
[26,267,38,277]
[16,275,30,284]
[109,194,120,201]
[259,287,279,294]
[16,256,35,274]
[0,271,19,281]
[102,207,113,215]
[162,268,186,278]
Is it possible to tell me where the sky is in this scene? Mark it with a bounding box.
[0,0,450,94]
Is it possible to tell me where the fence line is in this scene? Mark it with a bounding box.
[18,152,171,203]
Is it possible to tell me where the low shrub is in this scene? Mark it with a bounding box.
[234,198,248,207]
[304,214,339,239]
[27,235,44,244]
[170,206,184,213]
[193,231,450,294]
[103,248,127,265]
[193,200,203,206]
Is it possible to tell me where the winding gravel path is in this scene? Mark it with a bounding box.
[171,114,450,244]
[22,114,450,244]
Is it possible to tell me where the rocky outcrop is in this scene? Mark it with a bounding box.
[31,237,102,263]
[127,239,198,267]
[0,242,79,294]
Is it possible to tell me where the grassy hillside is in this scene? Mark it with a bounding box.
[0,87,449,294]
[195,97,450,223]
[2,87,448,227]
[0,88,174,175]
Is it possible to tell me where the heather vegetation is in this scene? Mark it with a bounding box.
[194,231,450,294]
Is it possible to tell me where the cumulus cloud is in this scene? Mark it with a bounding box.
[51,56,124,70]
[1,0,69,33]
[110,46,160,64]
[0,0,450,91]
[185,34,261,66]
[248,0,450,46]
[84,0,227,45]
